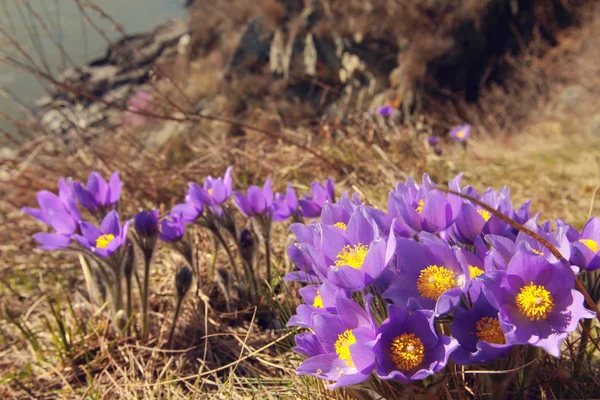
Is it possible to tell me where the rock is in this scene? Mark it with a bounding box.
[225,17,273,77]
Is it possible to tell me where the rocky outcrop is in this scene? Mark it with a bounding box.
[37,19,189,138]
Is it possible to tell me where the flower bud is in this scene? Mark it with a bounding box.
[175,266,193,299]
[113,309,127,333]
[239,228,255,265]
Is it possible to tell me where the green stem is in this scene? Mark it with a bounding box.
[212,229,241,283]
[167,296,184,348]
[125,272,133,337]
[114,269,123,313]
[264,231,272,285]
[575,318,593,377]
[209,236,219,281]
[141,252,152,341]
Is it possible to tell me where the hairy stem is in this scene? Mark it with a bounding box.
[167,296,184,349]
[575,318,593,377]
[141,252,152,340]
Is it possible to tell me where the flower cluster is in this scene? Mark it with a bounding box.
[287,173,596,389]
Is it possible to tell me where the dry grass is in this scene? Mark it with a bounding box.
[2,2,600,400]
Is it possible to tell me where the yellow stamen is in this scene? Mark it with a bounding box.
[313,292,324,308]
[95,234,115,249]
[531,249,544,256]
[456,130,466,139]
[475,317,506,344]
[390,333,424,371]
[415,199,425,214]
[335,244,369,270]
[334,222,347,230]
[416,265,456,300]
[207,188,214,196]
[579,239,599,253]
[477,209,491,222]
[334,329,356,368]
[516,283,554,321]
[469,265,484,279]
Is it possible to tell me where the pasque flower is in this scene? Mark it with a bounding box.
[273,183,300,221]
[451,291,513,365]
[383,232,469,316]
[189,166,233,207]
[296,296,377,389]
[372,306,457,382]
[234,179,273,217]
[299,178,335,218]
[305,206,396,290]
[570,216,600,271]
[74,171,123,212]
[481,244,595,357]
[134,210,159,239]
[448,124,471,142]
[451,186,514,244]
[158,212,187,243]
[22,178,81,250]
[390,174,462,233]
[73,210,130,258]
[287,281,348,328]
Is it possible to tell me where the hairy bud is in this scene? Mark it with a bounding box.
[175,266,193,300]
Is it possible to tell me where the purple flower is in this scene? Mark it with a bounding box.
[383,233,469,316]
[485,217,571,270]
[158,212,187,242]
[451,186,514,244]
[448,124,471,142]
[172,198,202,224]
[22,178,81,250]
[233,179,273,217]
[481,244,595,357]
[74,171,123,211]
[273,183,299,221]
[376,105,394,117]
[390,174,463,233]
[293,332,326,358]
[570,217,600,271]
[296,296,376,389]
[287,281,348,328]
[304,206,396,290]
[73,211,130,258]
[427,136,439,146]
[134,210,159,238]
[188,166,233,207]
[299,178,335,218]
[451,291,513,365]
[320,191,359,228]
[371,306,457,382]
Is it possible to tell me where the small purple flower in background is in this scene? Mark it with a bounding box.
[451,291,512,365]
[427,136,439,146]
[273,183,299,221]
[234,179,273,217]
[158,212,187,242]
[22,178,81,250]
[482,245,595,357]
[296,297,377,389]
[74,171,123,212]
[125,90,153,126]
[570,216,600,271]
[448,124,471,142]
[299,178,335,218]
[376,105,394,117]
[172,198,203,224]
[372,306,457,382]
[189,166,233,208]
[73,210,130,258]
[134,210,159,239]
